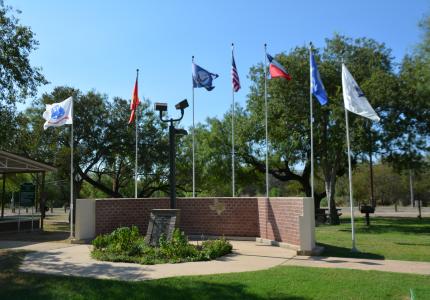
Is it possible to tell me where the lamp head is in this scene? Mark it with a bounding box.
[174,128,188,135]
[175,99,189,110]
[154,102,168,112]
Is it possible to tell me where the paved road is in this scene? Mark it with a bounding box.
[329,206,429,218]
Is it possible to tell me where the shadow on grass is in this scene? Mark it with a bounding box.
[338,217,430,235]
[0,230,69,243]
[2,275,311,300]
[395,242,430,246]
[317,243,385,260]
[0,251,310,300]
[0,250,27,271]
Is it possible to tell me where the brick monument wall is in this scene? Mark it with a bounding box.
[95,198,169,235]
[92,197,311,250]
[176,197,259,237]
[257,197,304,247]
[95,197,259,237]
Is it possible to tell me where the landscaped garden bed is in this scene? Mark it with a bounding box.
[91,226,233,264]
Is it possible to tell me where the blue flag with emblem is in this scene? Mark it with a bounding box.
[310,50,328,105]
[192,63,219,91]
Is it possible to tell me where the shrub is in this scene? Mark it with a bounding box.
[92,234,111,250]
[159,229,200,262]
[201,238,233,259]
[92,226,140,253]
[91,227,233,265]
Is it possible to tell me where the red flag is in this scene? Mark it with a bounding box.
[267,54,291,80]
[128,74,140,124]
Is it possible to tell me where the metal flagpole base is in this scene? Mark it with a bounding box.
[351,246,359,253]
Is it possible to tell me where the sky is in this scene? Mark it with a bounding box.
[12,0,430,128]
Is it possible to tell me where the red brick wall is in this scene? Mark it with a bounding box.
[95,198,169,235]
[258,197,304,246]
[94,197,304,247]
[177,197,259,237]
[95,197,259,237]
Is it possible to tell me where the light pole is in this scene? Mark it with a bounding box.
[155,100,189,209]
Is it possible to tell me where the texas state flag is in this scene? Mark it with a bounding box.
[267,54,291,80]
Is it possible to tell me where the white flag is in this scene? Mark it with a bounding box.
[43,97,73,130]
[342,64,380,122]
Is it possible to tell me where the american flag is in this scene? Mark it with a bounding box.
[231,52,241,92]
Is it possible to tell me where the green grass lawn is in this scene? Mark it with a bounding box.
[316,216,430,261]
[1,251,429,300]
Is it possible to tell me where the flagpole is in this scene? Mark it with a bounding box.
[309,44,315,205]
[135,69,139,199]
[231,43,236,197]
[192,56,196,198]
[264,44,269,199]
[70,97,74,239]
[345,106,357,252]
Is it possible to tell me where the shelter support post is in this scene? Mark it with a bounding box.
[40,172,46,230]
[1,173,5,219]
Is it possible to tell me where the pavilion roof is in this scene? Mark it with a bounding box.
[0,150,57,174]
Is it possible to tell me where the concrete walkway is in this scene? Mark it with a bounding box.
[0,240,76,252]
[283,255,430,275]
[1,240,428,281]
[18,241,296,281]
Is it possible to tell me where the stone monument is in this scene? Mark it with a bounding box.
[145,209,180,246]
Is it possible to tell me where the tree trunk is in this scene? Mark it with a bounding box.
[300,177,325,211]
[323,167,340,225]
[241,152,326,215]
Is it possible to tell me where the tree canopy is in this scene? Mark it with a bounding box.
[0,3,47,151]
[0,3,47,106]
[1,2,428,209]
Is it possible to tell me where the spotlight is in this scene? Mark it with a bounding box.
[154,102,168,112]
[175,99,189,110]
[174,128,188,135]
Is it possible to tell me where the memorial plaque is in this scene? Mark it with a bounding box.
[145,209,180,246]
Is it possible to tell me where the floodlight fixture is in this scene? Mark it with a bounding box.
[155,98,188,209]
[174,128,188,136]
[154,102,168,112]
[175,99,189,110]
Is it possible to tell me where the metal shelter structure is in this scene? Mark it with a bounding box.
[0,150,57,229]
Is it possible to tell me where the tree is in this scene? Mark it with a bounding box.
[0,3,47,106]
[0,2,47,151]
[316,35,395,223]
[381,15,430,183]
[237,35,395,224]
[237,49,319,202]
[0,105,17,150]
[20,87,170,201]
[175,110,262,197]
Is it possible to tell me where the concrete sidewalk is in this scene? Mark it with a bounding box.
[0,240,75,252]
[2,240,428,281]
[283,255,430,275]
[18,241,296,281]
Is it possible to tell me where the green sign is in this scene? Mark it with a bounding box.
[20,183,35,207]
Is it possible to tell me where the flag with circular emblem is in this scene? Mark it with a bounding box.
[42,97,73,130]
